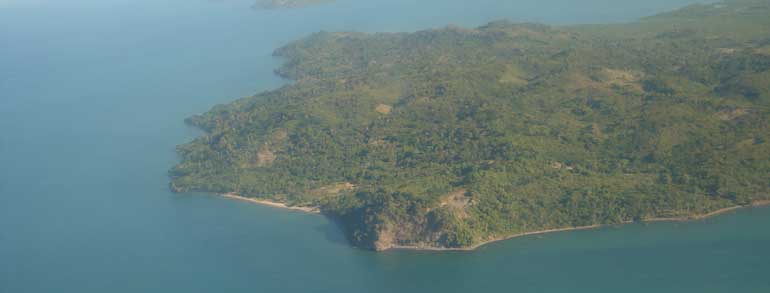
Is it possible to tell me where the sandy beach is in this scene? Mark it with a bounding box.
[219,193,320,213]
[216,191,769,251]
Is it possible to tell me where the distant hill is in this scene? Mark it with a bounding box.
[171,0,770,250]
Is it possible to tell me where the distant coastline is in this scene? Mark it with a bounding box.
[252,0,333,10]
[215,193,770,252]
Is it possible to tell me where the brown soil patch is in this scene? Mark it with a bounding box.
[715,108,748,121]
[550,161,574,171]
[256,146,276,167]
[602,68,643,92]
[309,182,356,198]
[271,129,288,141]
[375,104,393,115]
[566,73,605,93]
[499,65,529,86]
[439,189,471,218]
[718,48,737,54]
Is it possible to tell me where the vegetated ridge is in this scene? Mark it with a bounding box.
[171,0,770,251]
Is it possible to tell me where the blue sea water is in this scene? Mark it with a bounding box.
[2,0,769,292]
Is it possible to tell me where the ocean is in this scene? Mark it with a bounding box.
[2,0,769,292]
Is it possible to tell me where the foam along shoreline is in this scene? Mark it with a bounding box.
[219,193,320,213]
[389,200,770,252]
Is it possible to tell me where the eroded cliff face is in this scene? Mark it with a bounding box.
[322,191,476,251]
[370,214,444,251]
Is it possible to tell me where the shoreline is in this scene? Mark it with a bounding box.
[389,224,606,252]
[644,200,770,222]
[389,200,770,252]
[215,192,769,252]
[219,193,321,213]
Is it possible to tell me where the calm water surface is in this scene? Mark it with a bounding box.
[2,0,768,292]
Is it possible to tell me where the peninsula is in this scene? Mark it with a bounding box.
[171,0,770,251]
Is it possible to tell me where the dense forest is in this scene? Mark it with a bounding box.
[171,0,770,250]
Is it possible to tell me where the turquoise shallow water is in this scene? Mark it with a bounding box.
[2,0,769,292]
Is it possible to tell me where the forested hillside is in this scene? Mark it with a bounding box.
[171,0,770,250]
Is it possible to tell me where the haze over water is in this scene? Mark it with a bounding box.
[2,0,769,292]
